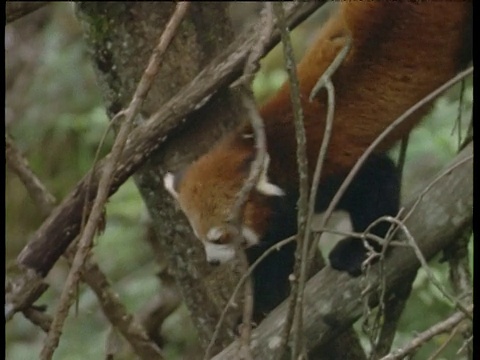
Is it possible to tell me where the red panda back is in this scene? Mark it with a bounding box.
[261,2,471,189]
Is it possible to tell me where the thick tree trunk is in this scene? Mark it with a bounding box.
[76,2,245,352]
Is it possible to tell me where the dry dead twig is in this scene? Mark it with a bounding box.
[39,4,190,359]
[379,305,472,360]
[6,134,56,217]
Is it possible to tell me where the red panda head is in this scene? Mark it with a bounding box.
[163,133,284,265]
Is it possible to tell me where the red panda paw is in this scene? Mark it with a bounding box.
[328,237,370,277]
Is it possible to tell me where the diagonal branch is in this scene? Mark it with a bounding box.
[11,1,324,311]
[379,305,472,360]
[212,142,473,360]
[39,4,190,359]
[6,1,50,24]
[272,4,309,359]
[6,134,57,217]
[79,254,167,360]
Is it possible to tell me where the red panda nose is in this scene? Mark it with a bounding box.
[208,259,221,266]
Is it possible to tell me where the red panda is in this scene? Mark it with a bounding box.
[164,2,472,321]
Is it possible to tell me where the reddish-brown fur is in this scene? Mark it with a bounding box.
[262,1,471,189]
[171,2,471,241]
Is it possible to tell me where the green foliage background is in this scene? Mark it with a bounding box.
[5,3,472,359]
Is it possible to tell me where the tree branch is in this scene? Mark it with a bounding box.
[6,134,56,217]
[272,4,310,359]
[5,2,325,354]
[212,143,473,359]
[15,1,324,278]
[379,305,473,360]
[79,255,166,360]
[6,1,50,24]
[39,5,189,359]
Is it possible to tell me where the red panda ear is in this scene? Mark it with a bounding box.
[164,172,181,199]
[255,153,285,197]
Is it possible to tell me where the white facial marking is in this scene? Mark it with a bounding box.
[204,242,236,264]
[163,172,179,199]
[206,227,225,242]
[256,154,285,196]
[241,226,259,246]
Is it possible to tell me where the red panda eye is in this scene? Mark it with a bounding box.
[210,238,222,245]
[209,232,231,245]
[220,233,232,245]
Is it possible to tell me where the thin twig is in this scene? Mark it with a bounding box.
[16,0,322,290]
[136,272,182,345]
[304,36,352,292]
[9,1,324,339]
[379,305,472,360]
[204,236,297,360]
[65,239,173,358]
[22,307,52,333]
[367,215,473,320]
[456,334,473,359]
[225,89,267,360]
[459,114,473,151]
[451,78,466,148]
[358,212,403,360]
[5,137,171,357]
[396,135,410,186]
[237,238,255,360]
[426,325,459,360]
[357,210,415,360]
[227,2,275,226]
[230,5,275,357]
[6,134,56,217]
[81,118,117,232]
[305,39,353,267]
[233,2,275,87]
[445,227,473,357]
[398,152,474,318]
[79,254,166,359]
[205,5,276,358]
[210,143,472,360]
[372,274,415,359]
[401,155,473,226]
[315,66,473,269]
[272,3,310,359]
[39,4,189,359]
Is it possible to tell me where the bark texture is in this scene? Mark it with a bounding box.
[212,143,473,359]
[76,2,245,351]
